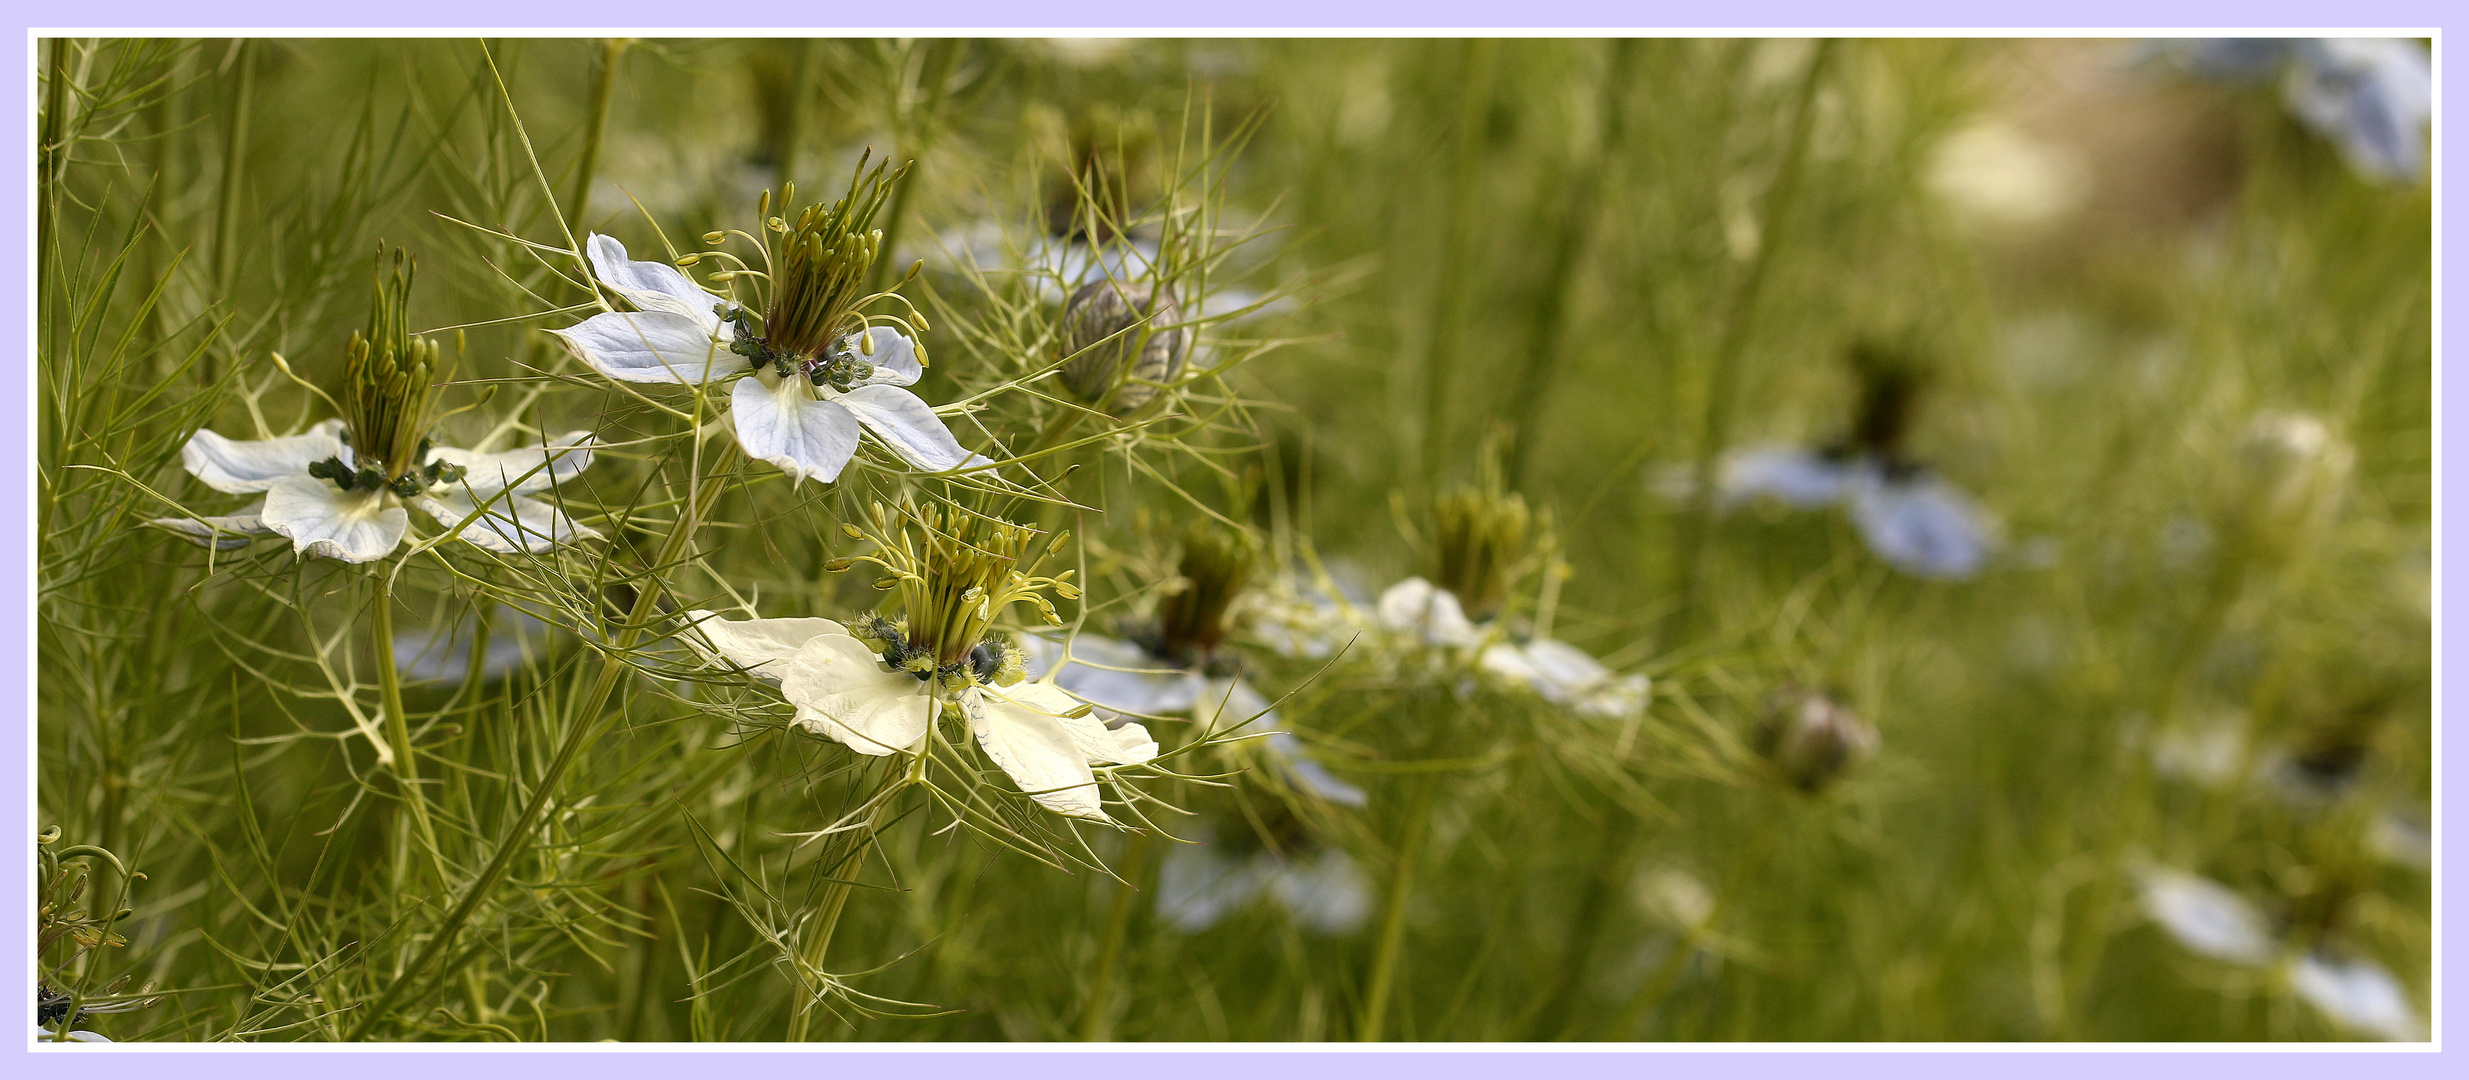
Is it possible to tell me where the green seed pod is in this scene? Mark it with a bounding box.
[1060,280,1186,416]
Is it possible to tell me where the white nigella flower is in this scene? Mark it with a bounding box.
[1476,635,1650,720]
[2134,866,2277,966]
[2291,951,2426,1041]
[2132,866,2425,1040]
[685,505,1153,820]
[1156,827,1373,936]
[152,249,598,563]
[551,162,985,486]
[1377,577,1650,720]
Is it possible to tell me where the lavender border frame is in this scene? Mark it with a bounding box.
[5,3,2457,1074]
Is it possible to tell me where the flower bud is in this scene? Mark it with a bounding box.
[1755,687,1878,793]
[1060,280,1186,416]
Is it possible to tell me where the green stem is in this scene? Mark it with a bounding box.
[213,40,255,304]
[1669,38,1836,636]
[1359,770,1440,1041]
[868,40,962,294]
[1503,39,1636,488]
[1417,39,1500,486]
[1078,832,1155,1041]
[344,440,741,1041]
[566,39,626,232]
[785,761,908,1041]
[371,569,452,899]
[1526,806,1640,1038]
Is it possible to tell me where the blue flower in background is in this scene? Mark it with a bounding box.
[2155,38,2431,183]
[1713,341,1994,580]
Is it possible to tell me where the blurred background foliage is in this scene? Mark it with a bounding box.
[36,36,2427,1041]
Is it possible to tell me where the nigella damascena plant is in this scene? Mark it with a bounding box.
[2153,39,2431,184]
[1754,686,1877,793]
[1377,473,1650,720]
[1714,340,1992,580]
[1020,525,1366,808]
[551,156,985,486]
[2131,864,2425,1041]
[152,247,598,563]
[686,504,1155,820]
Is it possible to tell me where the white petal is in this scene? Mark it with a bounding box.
[1377,577,1479,647]
[2291,952,2424,1041]
[732,375,861,485]
[260,477,408,563]
[587,232,723,329]
[964,684,1108,819]
[1848,472,1991,579]
[837,384,977,473]
[850,327,923,387]
[1718,446,1851,509]
[180,419,347,494]
[428,432,595,495]
[150,507,275,550]
[418,491,598,554]
[1156,843,1268,933]
[33,1024,114,1042]
[2134,867,2274,966]
[777,634,934,755]
[550,310,730,385]
[682,610,847,683]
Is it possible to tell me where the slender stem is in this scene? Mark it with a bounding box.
[1669,39,1836,635]
[1526,807,1640,1038]
[1417,39,1500,487]
[868,40,962,293]
[212,40,255,303]
[566,38,626,232]
[344,440,741,1040]
[1078,832,1155,1041]
[1359,770,1440,1041]
[371,569,451,897]
[1503,39,1636,488]
[785,762,908,1041]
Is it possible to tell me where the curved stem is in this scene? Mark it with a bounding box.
[1359,770,1440,1041]
[1077,832,1155,1041]
[565,39,626,232]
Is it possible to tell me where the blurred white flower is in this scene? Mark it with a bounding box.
[2133,866,2275,966]
[552,234,985,485]
[688,610,1157,820]
[1375,577,1480,648]
[32,1024,111,1042]
[2291,952,2425,1041]
[1477,637,1649,720]
[1633,866,1715,930]
[1926,118,2090,231]
[153,420,599,563]
[1157,837,1372,935]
